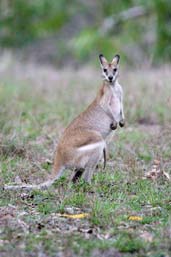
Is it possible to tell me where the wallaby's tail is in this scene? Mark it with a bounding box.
[103,148,106,169]
[3,154,64,191]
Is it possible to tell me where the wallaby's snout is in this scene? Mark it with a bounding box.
[108,76,113,83]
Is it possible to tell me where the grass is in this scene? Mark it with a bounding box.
[0,60,171,257]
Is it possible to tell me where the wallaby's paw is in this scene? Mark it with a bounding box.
[119,119,125,127]
[110,122,117,130]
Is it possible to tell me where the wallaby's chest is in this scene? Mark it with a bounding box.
[109,86,121,122]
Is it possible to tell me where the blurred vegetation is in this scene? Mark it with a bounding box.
[0,0,75,46]
[154,0,171,61]
[0,0,171,64]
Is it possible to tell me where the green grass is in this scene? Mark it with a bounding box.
[0,64,171,256]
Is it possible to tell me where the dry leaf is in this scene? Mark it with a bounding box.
[153,159,160,165]
[78,228,93,234]
[145,160,160,180]
[14,176,22,184]
[64,207,81,214]
[140,231,153,242]
[163,171,170,181]
[144,159,170,181]
[145,169,170,181]
[59,213,90,219]
[0,240,9,246]
[128,216,143,221]
[145,170,160,180]
[45,159,52,164]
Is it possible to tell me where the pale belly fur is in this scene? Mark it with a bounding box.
[110,94,121,123]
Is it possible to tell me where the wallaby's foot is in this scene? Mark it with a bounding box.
[72,168,85,183]
[119,119,125,127]
[110,122,117,130]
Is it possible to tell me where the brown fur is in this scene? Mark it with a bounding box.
[4,54,124,190]
[52,83,111,175]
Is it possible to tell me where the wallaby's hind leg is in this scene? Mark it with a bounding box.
[82,166,96,183]
[72,168,85,183]
[72,147,106,184]
[81,144,105,183]
[57,130,106,184]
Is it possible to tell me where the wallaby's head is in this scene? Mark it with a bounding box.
[99,54,120,84]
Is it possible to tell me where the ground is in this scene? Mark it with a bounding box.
[0,59,171,257]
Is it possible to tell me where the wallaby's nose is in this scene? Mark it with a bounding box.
[108,76,113,82]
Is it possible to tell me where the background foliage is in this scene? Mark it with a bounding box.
[0,0,171,65]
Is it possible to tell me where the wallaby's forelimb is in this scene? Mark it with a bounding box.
[110,122,117,130]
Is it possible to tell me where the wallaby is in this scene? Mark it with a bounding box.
[4,54,125,191]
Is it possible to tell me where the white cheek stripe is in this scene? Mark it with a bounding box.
[77,141,105,152]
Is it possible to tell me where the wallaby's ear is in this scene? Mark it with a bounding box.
[111,54,120,66]
[99,54,108,67]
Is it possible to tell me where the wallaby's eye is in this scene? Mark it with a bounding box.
[103,68,107,73]
[113,68,117,72]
